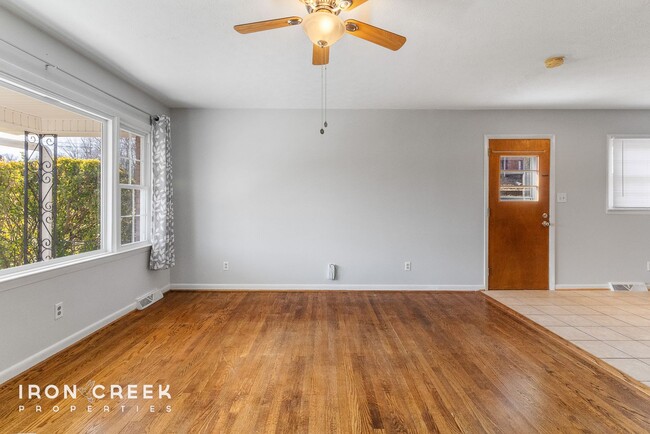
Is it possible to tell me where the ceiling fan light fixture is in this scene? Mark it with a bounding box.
[302,10,345,47]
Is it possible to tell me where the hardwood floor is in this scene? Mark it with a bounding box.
[1,291,650,433]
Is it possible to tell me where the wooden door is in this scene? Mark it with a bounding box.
[488,139,550,290]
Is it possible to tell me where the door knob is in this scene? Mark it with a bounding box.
[542,221,550,227]
[542,213,549,218]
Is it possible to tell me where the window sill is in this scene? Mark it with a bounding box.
[118,241,151,252]
[606,208,650,215]
[0,243,152,293]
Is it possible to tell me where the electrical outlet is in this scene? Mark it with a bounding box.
[223,261,229,271]
[557,193,568,203]
[647,261,650,272]
[54,302,63,320]
[404,261,412,271]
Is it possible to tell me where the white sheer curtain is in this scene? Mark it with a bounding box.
[149,115,175,270]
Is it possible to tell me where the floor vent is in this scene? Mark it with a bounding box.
[608,282,648,292]
[136,289,164,310]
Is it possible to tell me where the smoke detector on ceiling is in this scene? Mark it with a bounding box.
[545,56,565,69]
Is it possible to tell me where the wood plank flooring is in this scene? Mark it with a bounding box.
[1,291,650,433]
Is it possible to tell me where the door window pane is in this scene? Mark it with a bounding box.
[499,156,539,201]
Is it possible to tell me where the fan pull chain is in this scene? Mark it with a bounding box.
[324,65,328,129]
[320,65,328,135]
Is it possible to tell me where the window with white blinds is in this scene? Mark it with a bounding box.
[608,136,650,211]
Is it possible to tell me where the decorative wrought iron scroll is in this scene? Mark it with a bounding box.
[23,131,58,264]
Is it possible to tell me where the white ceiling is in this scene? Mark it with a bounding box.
[3,0,650,109]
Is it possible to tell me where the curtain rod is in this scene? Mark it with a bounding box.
[0,37,157,120]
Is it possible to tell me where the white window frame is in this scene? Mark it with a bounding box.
[117,124,151,249]
[607,134,650,214]
[0,78,112,279]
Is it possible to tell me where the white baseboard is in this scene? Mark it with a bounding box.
[160,283,172,293]
[0,284,172,385]
[170,283,484,291]
[0,302,137,385]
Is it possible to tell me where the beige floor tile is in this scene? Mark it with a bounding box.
[617,305,650,316]
[497,297,529,306]
[525,299,558,306]
[604,341,650,358]
[485,291,508,298]
[549,298,582,306]
[609,327,650,340]
[484,290,650,384]
[602,358,650,381]
[553,315,600,327]
[566,297,602,306]
[608,300,637,307]
[535,305,574,315]
[512,306,544,315]
[610,315,650,326]
[636,310,650,319]
[560,306,601,315]
[546,326,596,341]
[584,315,630,327]
[576,327,630,341]
[572,341,631,358]
[526,315,567,326]
[589,306,629,315]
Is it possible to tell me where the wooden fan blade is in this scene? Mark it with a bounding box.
[344,19,406,51]
[234,16,302,34]
[313,45,330,65]
[343,0,369,11]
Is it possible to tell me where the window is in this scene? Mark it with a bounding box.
[119,129,147,245]
[0,84,104,272]
[608,136,650,211]
[499,156,539,201]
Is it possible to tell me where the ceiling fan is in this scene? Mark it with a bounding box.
[234,0,407,65]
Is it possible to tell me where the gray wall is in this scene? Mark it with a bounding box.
[0,7,170,382]
[0,250,169,380]
[171,109,650,288]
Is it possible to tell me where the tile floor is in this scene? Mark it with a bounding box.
[485,290,650,387]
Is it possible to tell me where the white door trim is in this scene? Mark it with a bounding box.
[483,135,556,291]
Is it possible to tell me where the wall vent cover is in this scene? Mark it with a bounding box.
[608,282,648,292]
[136,289,164,310]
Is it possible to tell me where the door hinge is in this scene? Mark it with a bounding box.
[487,207,490,218]
[488,148,492,156]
